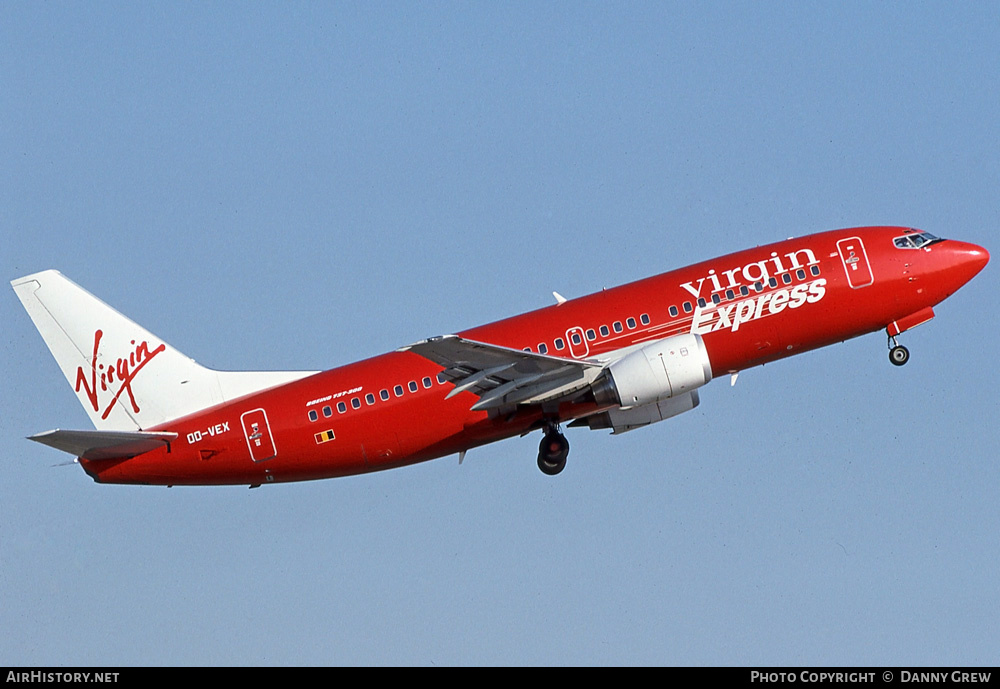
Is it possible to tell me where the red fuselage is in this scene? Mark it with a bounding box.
[81,226,988,486]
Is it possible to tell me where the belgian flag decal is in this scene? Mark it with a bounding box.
[314,429,336,444]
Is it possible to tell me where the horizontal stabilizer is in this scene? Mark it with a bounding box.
[29,429,178,461]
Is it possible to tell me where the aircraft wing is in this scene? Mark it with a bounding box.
[398,335,605,412]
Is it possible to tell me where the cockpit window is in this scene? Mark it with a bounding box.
[893,231,943,249]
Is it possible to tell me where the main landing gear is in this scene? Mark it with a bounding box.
[537,423,569,476]
[888,335,910,367]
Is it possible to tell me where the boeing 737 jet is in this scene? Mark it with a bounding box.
[11,226,988,486]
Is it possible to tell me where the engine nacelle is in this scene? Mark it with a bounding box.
[591,333,713,409]
[580,389,700,434]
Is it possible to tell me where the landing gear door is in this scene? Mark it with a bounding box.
[241,408,277,462]
[837,237,874,288]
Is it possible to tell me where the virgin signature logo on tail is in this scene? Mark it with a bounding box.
[74,330,166,420]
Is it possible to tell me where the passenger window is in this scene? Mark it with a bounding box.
[538,343,548,354]
[323,406,332,417]
[626,317,636,329]
[683,302,692,313]
[380,389,390,401]
[613,321,623,333]
[640,314,650,325]
[394,385,404,397]
[769,277,778,288]
[711,294,721,305]
[554,337,565,350]
[422,377,432,388]
[571,332,582,345]
[782,273,792,284]
[669,305,678,317]
[337,402,347,413]
[586,329,596,341]
[408,381,418,393]
[365,393,375,405]
[308,410,318,422]
[698,297,706,308]
[522,347,531,352]
[796,269,806,280]
[437,373,447,384]
[725,289,734,300]
[599,325,609,337]
[740,286,749,296]
[351,398,361,409]
[754,281,763,292]
[811,265,820,276]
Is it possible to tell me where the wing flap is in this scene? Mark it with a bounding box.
[399,335,604,411]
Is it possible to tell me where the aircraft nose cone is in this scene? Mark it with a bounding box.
[958,241,989,274]
[944,240,989,289]
[969,243,990,272]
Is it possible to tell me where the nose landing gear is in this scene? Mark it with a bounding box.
[537,423,569,476]
[888,335,910,366]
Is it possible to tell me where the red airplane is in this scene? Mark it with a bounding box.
[11,226,988,486]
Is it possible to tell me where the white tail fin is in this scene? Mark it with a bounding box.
[12,270,316,431]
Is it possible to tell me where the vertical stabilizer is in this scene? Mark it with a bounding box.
[11,270,315,431]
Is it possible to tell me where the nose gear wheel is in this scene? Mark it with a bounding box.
[887,334,910,366]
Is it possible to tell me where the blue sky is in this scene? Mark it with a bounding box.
[2,2,998,665]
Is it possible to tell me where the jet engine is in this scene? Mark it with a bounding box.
[581,333,712,434]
